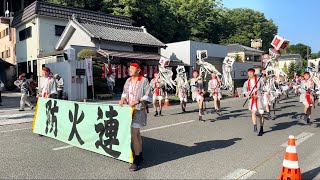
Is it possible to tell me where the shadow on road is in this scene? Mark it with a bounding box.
[142,137,242,168]
[302,166,320,179]
[264,120,305,134]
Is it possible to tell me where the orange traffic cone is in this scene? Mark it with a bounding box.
[164,97,170,107]
[279,135,301,180]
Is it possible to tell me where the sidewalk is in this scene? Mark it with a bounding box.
[0,91,238,110]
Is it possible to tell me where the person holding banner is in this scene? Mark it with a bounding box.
[299,72,315,124]
[150,72,164,116]
[37,67,57,99]
[119,61,152,171]
[208,72,222,115]
[243,68,265,136]
[190,70,205,121]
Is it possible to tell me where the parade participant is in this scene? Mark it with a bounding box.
[15,73,34,111]
[190,70,205,121]
[299,72,315,124]
[150,72,164,116]
[243,68,265,136]
[37,67,57,99]
[262,74,271,118]
[208,72,222,115]
[292,74,301,96]
[175,71,189,112]
[119,61,151,171]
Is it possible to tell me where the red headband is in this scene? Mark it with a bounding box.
[193,70,199,74]
[130,63,141,69]
[248,69,255,73]
[42,67,50,72]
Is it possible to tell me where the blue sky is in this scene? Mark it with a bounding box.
[222,0,320,53]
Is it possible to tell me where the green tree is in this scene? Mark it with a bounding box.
[288,62,296,79]
[286,43,311,60]
[219,8,278,52]
[283,62,289,75]
[77,49,97,61]
[234,54,242,62]
[294,59,307,75]
[310,51,320,59]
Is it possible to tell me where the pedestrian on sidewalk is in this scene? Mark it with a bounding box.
[208,72,222,115]
[190,70,205,121]
[243,68,265,136]
[0,79,4,106]
[150,72,165,116]
[37,67,57,99]
[54,74,64,99]
[16,73,34,111]
[119,61,151,171]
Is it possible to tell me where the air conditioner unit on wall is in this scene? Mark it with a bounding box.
[65,48,75,61]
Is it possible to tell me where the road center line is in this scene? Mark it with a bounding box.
[52,145,73,151]
[0,127,32,133]
[281,132,314,147]
[222,169,256,179]
[141,120,195,132]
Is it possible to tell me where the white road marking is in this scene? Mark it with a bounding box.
[281,132,314,147]
[141,120,195,132]
[0,119,33,126]
[0,127,32,133]
[222,169,256,179]
[52,145,74,151]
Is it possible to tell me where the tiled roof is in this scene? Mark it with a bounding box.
[76,17,166,47]
[227,43,264,54]
[97,49,186,66]
[12,1,132,27]
[97,49,163,61]
[278,54,302,60]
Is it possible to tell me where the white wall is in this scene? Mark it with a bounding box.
[232,62,253,80]
[46,60,87,101]
[190,41,228,68]
[38,16,69,54]
[15,17,39,65]
[161,40,191,65]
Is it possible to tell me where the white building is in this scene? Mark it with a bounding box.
[160,40,227,78]
[11,1,134,77]
[277,54,302,70]
[308,58,320,72]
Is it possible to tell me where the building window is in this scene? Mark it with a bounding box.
[240,71,247,76]
[5,28,9,36]
[19,26,32,41]
[133,45,158,53]
[6,50,10,58]
[55,25,66,36]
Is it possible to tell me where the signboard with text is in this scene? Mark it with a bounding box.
[32,98,134,163]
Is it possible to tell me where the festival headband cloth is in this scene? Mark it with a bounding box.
[247,69,255,73]
[42,67,50,72]
[193,70,199,74]
[130,63,141,69]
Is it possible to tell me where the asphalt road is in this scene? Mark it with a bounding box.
[0,95,319,179]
